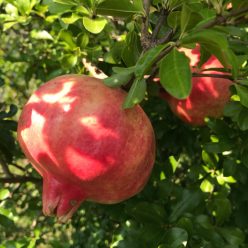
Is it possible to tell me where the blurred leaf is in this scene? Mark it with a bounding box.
[97,0,143,17]
[200,179,214,193]
[83,16,107,34]
[161,227,188,248]
[54,0,77,5]
[43,0,73,14]
[126,202,166,224]
[77,33,89,48]
[59,30,77,49]
[218,227,245,245]
[235,84,248,108]
[61,54,78,68]
[123,78,146,109]
[159,48,192,99]
[223,101,242,121]
[0,214,15,229]
[214,198,232,225]
[61,13,81,24]
[31,30,53,40]
[169,189,203,222]
[0,189,10,200]
[238,107,248,131]
[180,3,202,34]
[167,11,181,29]
[0,104,18,119]
[122,31,141,66]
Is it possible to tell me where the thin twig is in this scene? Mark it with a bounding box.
[199,6,248,29]
[0,176,42,184]
[192,73,233,80]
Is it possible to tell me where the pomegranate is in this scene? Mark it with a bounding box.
[17,74,155,222]
[161,46,233,126]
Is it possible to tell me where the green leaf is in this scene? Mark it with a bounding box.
[234,84,248,108]
[123,78,146,109]
[104,72,133,88]
[126,202,166,224]
[211,198,232,225]
[159,48,192,99]
[61,13,81,24]
[53,0,77,5]
[162,227,188,248]
[112,66,135,74]
[238,107,248,131]
[0,214,15,229]
[204,142,233,153]
[59,30,77,50]
[31,30,53,40]
[169,189,203,222]
[77,33,89,48]
[180,3,202,34]
[122,31,141,67]
[135,44,167,79]
[0,189,10,200]
[97,0,143,17]
[181,29,238,74]
[43,0,73,14]
[223,101,242,121]
[181,29,227,51]
[83,16,107,34]
[200,179,214,193]
[218,228,245,245]
[61,54,78,68]
[167,11,181,29]
[15,0,32,15]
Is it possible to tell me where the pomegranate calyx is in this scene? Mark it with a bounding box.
[42,175,86,222]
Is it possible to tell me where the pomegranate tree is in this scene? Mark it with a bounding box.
[161,46,233,126]
[17,74,155,222]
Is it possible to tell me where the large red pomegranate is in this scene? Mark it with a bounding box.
[17,74,155,222]
[161,46,233,126]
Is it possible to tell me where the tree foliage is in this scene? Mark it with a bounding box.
[0,0,248,247]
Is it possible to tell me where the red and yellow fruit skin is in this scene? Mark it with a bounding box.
[17,74,155,222]
[161,46,233,126]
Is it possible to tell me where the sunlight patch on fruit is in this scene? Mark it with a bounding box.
[65,146,114,180]
[41,81,76,103]
[197,78,219,98]
[80,116,119,139]
[21,109,59,173]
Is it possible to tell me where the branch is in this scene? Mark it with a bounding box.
[151,8,167,41]
[192,73,233,80]
[0,176,42,184]
[199,6,248,29]
[141,0,151,50]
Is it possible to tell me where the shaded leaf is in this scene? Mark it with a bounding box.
[97,0,143,17]
[123,78,146,109]
[159,48,192,99]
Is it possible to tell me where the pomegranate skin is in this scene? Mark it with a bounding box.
[17,74,155,221]
[161,46,233,126]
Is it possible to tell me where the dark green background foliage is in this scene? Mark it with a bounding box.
[0,0,248,247]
